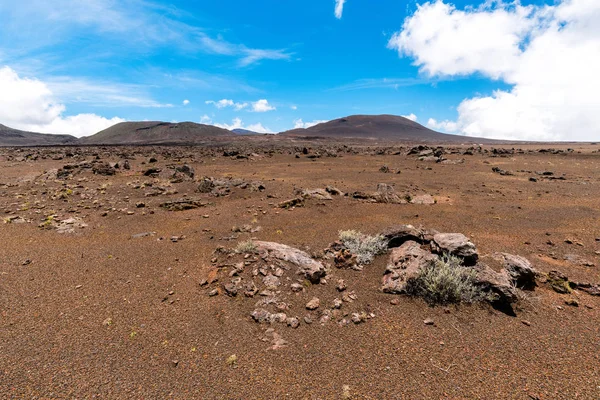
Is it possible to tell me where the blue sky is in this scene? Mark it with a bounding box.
[1,0,598,140]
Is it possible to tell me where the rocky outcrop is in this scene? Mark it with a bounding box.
[431,233,479,265]
[254,241,327,283]
[382,241,439,294]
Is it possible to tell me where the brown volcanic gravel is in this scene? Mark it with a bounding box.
[1,144,600,399]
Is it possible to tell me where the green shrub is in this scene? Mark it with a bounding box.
[408,254,488,305]
[338,230,388,265]
[235,240,258,254]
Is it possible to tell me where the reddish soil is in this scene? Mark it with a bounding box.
[1,143,599,399]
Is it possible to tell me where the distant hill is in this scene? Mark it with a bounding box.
[0,124,77,147]
[232,128,261,135]
[79,121,235,145]
[279,114,493,143]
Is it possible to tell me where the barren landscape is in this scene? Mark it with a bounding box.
[1,139,599,399]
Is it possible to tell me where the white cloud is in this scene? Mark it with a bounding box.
[200,114,212,124]
[293,118,328,129]
[205,99,248,110]
[0,66,123,137]
[426,117,458,132]
[402,113,418,122]
[251,99,275,112]
[389,0,600,141]
[290,105,298,110]
[183,99,190,106]
[335,0,346,19]
[213,117,273,133]
[0,1,293,68]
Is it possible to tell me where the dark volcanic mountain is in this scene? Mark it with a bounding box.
[0,124,77,147]
[279,114,492,143]
[80,121,235,145]
[232,128,261,135]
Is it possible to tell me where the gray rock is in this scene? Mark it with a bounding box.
[286,317,300,328]
[251,308,271,323]
[381,225,427,248]
[432,233,478,265]
[332,298,343,309]
[296,188,333,200]
[382,241,438,294]
[495,253,538,289]
[306,297,320,310]
[254,241,327,283]
[473,264,517,305]
[270,313,288,323]
[290,283,303,292]
[262,274,281,289]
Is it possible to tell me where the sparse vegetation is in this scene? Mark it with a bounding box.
[338,230,388,265]
[235,239,258,254]
[407,254,489,305]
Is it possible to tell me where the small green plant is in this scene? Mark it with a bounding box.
[235,240,258,254]
[407,254,489,305]
[338,230,388,265]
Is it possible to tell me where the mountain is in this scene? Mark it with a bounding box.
[79,121,235,145]
[0,124,77,147]
[232,128,261,135]
[279,114,492,143]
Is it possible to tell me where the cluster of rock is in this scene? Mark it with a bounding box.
[204,223,599,334]
[197,176,265,197]
[350,184,435,205]
[379,225,537,307]
[203,241,375,330]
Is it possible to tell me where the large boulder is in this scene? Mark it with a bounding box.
[473,264,517,305]
[494,253,538,290]
[381,225,435,248]
[382,241,438,294]
[254,241,326,283]
[432,233,478,265]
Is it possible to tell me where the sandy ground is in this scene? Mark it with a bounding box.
[1,143,599,399]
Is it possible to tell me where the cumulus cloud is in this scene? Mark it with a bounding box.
[205,99,248,110]
[293,118,328,129]
[0,66,123,137]
[183,99,190,106]
[389,0,600,141]
[251,99,276,112]
[212,117,273,134]
[402,113,418,122]
[335,0,346,19]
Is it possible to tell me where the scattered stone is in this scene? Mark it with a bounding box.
[160,199,206,211]
[208,289,219,297]
[423,318,435,326]
[336,279,347,292]
[332,298,343,309]
[286,317,300,328]
[290,283,303,292]
[521,320,531,326]
[547,270,572,294]
[565,299,579,307]
[306,297,320,310]
[492,167,514,176]
[251,308,271,323]
[278,197,305,209]
[296,188,333,201]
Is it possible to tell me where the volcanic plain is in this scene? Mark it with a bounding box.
[1,141,599,399]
